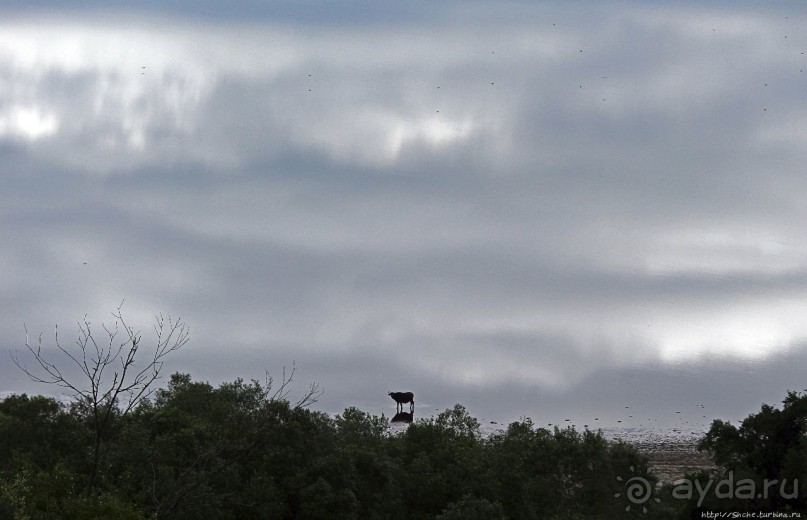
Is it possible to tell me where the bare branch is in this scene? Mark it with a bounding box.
[10,304,189,496]
[264,362,323,409]
[294,381,323,409]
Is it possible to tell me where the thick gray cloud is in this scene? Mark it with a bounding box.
[2,3,806,427]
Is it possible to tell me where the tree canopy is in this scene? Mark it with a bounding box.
[0,373,670,519]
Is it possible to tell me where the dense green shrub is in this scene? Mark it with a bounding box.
[4,374,802,518]
[686,390,807,515]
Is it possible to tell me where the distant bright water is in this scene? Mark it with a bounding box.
[386,420,708,453]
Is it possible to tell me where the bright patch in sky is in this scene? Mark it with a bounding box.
[0,105,59,140]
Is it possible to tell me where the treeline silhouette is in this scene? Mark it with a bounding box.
[1,374,805,519]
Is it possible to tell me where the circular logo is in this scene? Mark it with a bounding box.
[614,466,660,513]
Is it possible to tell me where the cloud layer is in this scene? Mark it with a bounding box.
[2,3,806,423]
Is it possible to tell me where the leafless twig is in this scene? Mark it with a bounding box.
[10,302,189,495]
[265,361,323,409]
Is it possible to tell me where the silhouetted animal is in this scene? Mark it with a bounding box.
[388,391,414,413]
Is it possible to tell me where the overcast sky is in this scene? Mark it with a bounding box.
[2,1,806,430]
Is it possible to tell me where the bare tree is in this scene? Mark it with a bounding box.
[11,302,190,495]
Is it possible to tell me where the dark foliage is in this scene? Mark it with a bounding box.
[680,390,807,516]
[3,375,804,519]
[0,374,664,519]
